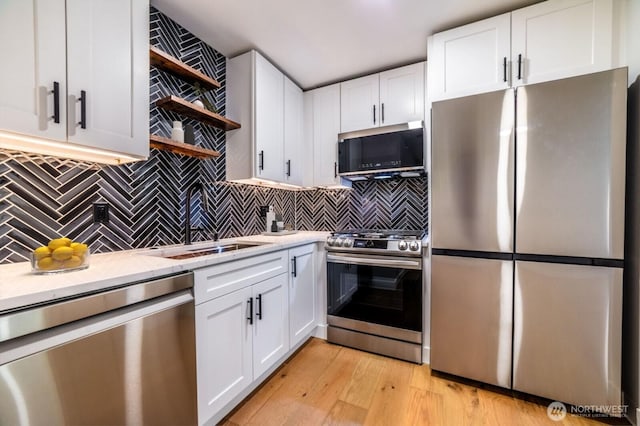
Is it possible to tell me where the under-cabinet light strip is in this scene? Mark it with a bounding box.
[0,130,143,165]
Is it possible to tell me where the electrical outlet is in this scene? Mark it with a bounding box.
[259,205,269,218]
[93,203,110,224]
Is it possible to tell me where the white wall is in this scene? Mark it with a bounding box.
[627,0,640,85]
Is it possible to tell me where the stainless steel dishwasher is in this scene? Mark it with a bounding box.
[0,272,197,426]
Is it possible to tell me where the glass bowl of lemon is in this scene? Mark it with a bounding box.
[31,237,90,274]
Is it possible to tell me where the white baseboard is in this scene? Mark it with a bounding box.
[422,346,430,365]
[313,323,327,339]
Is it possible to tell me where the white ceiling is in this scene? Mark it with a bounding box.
[151,0,542,90]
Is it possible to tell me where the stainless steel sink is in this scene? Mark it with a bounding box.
[141,241,266,260]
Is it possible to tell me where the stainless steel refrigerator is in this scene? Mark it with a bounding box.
[430,68,626,407]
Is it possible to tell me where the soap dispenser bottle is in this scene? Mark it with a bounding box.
[265,206,275,232]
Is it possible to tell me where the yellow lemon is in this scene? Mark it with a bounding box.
[52,246,74,261]
[48,237,72,251]
[37,256,58,270]
[70,242,88,257]
[63,255,83,268]
[33,246,51,260]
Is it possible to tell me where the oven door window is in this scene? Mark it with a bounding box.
[327,261,422,332]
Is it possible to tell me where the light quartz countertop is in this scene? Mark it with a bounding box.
[0,231,329,313]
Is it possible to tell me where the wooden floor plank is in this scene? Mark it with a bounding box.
[223,339,613,426]
[322,400,368,426]
[362,357,414,425]
[229,339,341,425]
[410,362,433,391]
[283,347,361,425]
[338,352,386,409]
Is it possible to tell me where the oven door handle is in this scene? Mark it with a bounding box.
[327,254,422,270]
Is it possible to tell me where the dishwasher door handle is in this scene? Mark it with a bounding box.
[0,272,194,343]
[0,290,193,366]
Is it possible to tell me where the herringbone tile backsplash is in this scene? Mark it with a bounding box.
[0,7,428,264]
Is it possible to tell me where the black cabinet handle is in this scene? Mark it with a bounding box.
[256,294,262,320]
[78,90,87,129]
[291,256,297,278]
[517,54,522,80]
[503,57,507,83]
[372,105,376,125]
[381,103,384,123]
[334,162,338,178]
[52,82,60,124]
[258,150,264,171]
[286,159,291,177]
[247,297,253,324]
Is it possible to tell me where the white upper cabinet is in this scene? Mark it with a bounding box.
[0,0,149,160]
[379,63,426,126]
[429,14,511,101]
[0,0,67,142]
[511,0,614,86]
[306,84,343,187]
[429,0,616,101]
[284,76,304,186]
[254,53,285,182]
[340,62,425,132]
[227,50,307,186]
[66,0,149,157]
[340,74,380,132]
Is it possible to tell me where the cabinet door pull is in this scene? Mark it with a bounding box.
[78,90,87,129]
[256,294,263,320]
[334,162,338,178]
[291,256,297,278]
[286,159,291,177]
[372,104,376,125]
[247,297,253,324]
[503,57,507,82]
[381,103,385,123]
[517,54,522,80]
[37,82,61,130]
[52,82,60,124]
[259,150,264,171]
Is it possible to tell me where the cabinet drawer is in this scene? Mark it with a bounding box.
[194,251,288,304]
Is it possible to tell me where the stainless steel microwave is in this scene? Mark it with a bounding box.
[338,121,425,180]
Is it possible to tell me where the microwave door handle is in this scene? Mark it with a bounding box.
[327,254,421,270]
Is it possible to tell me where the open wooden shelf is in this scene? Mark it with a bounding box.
[155,95,241,131]
[149,134,220,159]
[150,46,221,91]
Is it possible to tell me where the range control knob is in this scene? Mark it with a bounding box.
[398,241,408,251]
[327,237,336,246]
[409,241,420,251]
[336,238,344,247]
[343,239,354,248]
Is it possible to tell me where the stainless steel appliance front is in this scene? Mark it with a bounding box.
[0,273,197,425]
[515,71,627,259]
[338,122,425,178]
[513,261,623,406]
[430,255,513,388]
[327,250,423,363]
[430,68,627,409]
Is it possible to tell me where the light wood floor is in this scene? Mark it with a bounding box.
[221,338,623,426]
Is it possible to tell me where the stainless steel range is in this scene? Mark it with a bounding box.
[325,229,426,363]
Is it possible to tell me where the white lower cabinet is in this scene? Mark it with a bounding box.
[194,245,317,425]
[195,287,253,424]
[289,244,316,348]
[251,274,290,378]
